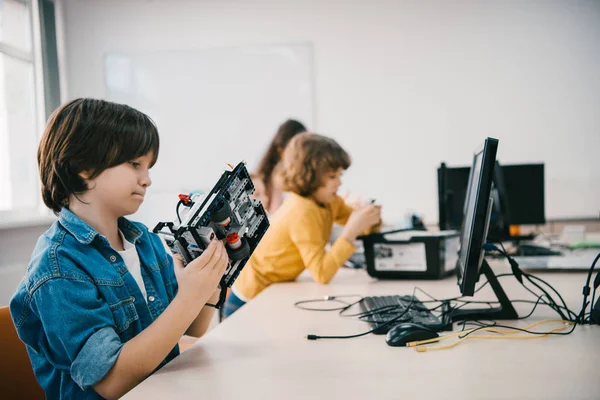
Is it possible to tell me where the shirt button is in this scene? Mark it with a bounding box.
[148,296,155,302]
[109,255,117,262]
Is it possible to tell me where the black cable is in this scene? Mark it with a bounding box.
[523,275,567,320]
[515,294,555,320]
[414,287,441,302]
[206,285,229,309]
[355,273,555,324]
[497,241,510,257]
[294,295,364,312]
[425,302,450,315]
[337,275,509,323]
[417,273,564,321]
[523,271,571,313]
[518,276,567,320]
[490,241,577,321]
[579,252,600,323]
[453,243,574,322]
[457,320,576,340]
[442,296,572,322]
[496,240,589,322]
[590,286,597,325]
[419,273,515,306]
[305,279,571,328]
[306,290,417,340]
[356,299,422,323]
[176,200,185,223]
[524,273,577,320]
[337,288,438,319]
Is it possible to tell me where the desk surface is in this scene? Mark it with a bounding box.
[124,263,600,400]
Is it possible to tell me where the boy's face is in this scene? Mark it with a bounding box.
[82,152,154,217]
[312,168,344,205]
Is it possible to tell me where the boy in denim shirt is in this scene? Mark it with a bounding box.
[10,98,229,399]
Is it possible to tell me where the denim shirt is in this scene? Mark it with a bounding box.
[10,208,180,399]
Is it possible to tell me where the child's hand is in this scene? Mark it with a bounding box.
[340,204,382,242]
[173,239,229,307]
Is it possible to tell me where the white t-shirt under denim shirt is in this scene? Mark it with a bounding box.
[117,230,147,301]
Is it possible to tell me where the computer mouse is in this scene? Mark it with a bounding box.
[385,323,439,347]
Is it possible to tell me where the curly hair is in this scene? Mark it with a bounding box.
[280,132,351,197]
[38,98,159,214]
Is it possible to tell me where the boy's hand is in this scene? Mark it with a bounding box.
[173,239,229,307]
[340,204,382,243]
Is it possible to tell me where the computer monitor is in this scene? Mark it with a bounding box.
[450,137,518,322]
[438,162,510,241]
[438,162,545,238]
[502,164,545,225]
[437,164,470,231]
[456,138,498,296]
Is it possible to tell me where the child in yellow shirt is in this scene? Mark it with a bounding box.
[224,132,381,317]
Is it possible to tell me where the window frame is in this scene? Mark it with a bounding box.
[0,0,55,228]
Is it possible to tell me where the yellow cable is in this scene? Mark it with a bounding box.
[407,320,573,352]
[416,325,570,352]
[406,319,569,346]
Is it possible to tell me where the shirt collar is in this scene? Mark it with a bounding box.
[59,207,143,245]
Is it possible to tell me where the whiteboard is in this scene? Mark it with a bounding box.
[104,44,314,227]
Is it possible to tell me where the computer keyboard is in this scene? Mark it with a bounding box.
[358,295,443,334]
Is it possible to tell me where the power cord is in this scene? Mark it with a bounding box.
[485,243,600,325]
[305,289,418,340]
[407,319,575,352]
[176,199,185,223]
[294,295,364,312]
[579,252,600,324]
[487,242,578,322]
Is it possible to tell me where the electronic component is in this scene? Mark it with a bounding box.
[153,162,270,308]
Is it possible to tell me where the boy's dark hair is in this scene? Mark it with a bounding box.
[38,98,160,214]
[281,132,351,197]
[255,119,306,205]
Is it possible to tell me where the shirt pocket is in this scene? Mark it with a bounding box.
[108,296,139,335]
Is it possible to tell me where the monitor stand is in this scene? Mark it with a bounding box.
[450,259,518,322]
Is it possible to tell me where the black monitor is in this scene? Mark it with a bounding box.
[438,162,510,240]
[456,138,498,296]
[437,164,470,231]
[502,164,545,225]
[450,137,518,322]
[438,162,545,237]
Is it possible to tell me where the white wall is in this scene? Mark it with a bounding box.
[59,0,600,223]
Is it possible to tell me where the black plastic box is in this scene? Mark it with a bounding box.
[361,230,460,280]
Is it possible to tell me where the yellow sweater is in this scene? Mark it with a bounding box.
[234,193,357,300]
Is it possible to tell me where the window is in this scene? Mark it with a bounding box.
[0,0,47,224]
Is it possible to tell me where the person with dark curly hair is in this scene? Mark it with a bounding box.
[223,132,381,317]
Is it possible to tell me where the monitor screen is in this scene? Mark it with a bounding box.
[502,164,545,225]
[438,163,544,233]
[456,137,498,296]
[437,165,471,231]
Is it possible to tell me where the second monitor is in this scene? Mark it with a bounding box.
[438,162,545,239]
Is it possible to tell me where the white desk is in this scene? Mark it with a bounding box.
[124,263,599,400]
